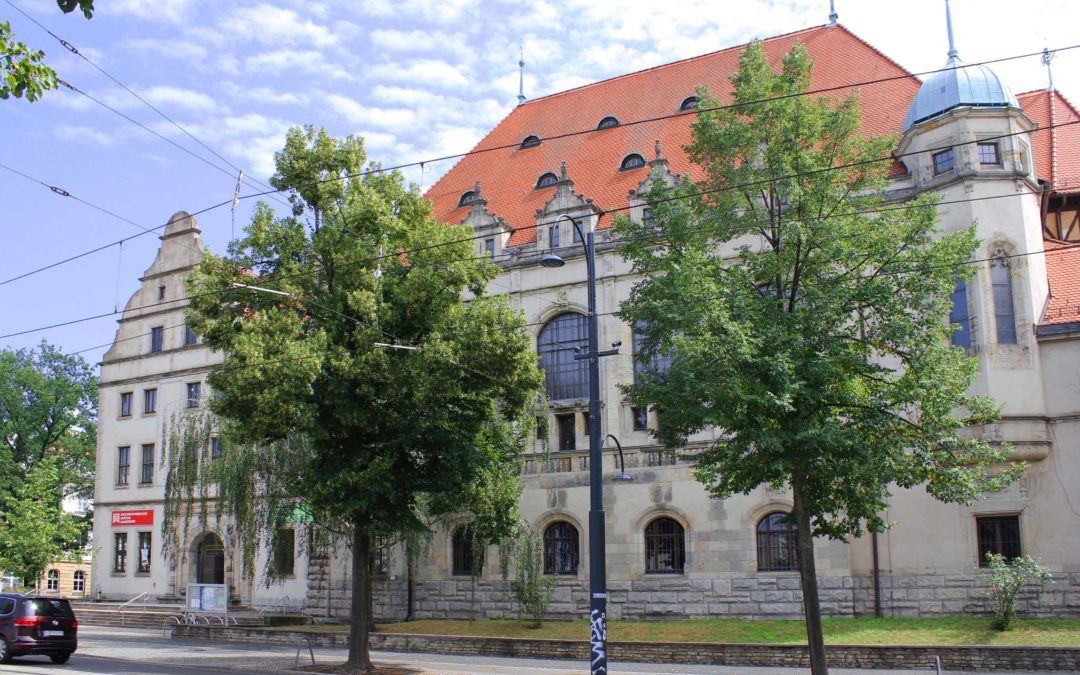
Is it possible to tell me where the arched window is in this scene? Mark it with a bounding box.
[538,313,590,400]
[991,257,1017,344]
[521,135,542,148]
[757,512,798,571]
[596,116,620,130]
[543,521,579,575]
[458,191,481,207]
[536,172,558,189]
[633,321,673,384]
[452,525,483,576]
[72,570,85,594]
[644,517,685,574]
[950,279,971,349]
[620,153,646,171]
[679,95,699,111]
[46,569,59,592]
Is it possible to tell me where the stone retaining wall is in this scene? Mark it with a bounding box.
[172,626,1080,672]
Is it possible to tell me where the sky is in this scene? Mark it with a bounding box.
[2,0,1079,370]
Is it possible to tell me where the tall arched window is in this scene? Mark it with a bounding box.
[538,313,590,400]
[452,525,483,576]
[633,321,673,384]
[950,280,971,349]
[72,570,85,593]
[46,569,59,592]
[644,517,685,574]
[757,512,798,571]
[991,257,1017,344]
[543,521,579,575]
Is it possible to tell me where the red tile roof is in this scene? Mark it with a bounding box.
[1017,89,1080,195]
[1043,241,1080,325]
[426,24,921,246]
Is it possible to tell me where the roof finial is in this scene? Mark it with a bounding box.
[945,0,958,60]
[655,139,662,159]
[828,0,838,26]
[474,180,482,195]
[560,161,568,180]
[517,40,526,106]
[1042,48,1056,92]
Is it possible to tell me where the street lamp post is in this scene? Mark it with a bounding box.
[541,214,619,675]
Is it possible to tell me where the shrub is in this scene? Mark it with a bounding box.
[984,553,1053,631]
[510,530,556,628]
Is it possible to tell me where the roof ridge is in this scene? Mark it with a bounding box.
[828,24,918,83]
[522,24,833,106]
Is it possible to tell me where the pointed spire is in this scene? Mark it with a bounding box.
[945,0,958,60]
[1042,48,1056,92]
[517,40,526,106]
[828,0,838,26]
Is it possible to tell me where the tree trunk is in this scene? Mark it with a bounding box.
[792,471,828,675]
[345,525,373,673]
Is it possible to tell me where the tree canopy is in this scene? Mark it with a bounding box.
[0,342,96,583]
[1,1,93,101]
[174,126,542,673]
[617,42,1022,675]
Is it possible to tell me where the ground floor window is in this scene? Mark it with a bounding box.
[114,533,127,574]
[73,570,85,593]
[644,517,685,574]
[977,515,1021,566]
[543,521,579,575]
[273,528,295,577]
[138,532,152,574]
[452,525,483,576]
[46,569,59,592]
[757,512,798,571]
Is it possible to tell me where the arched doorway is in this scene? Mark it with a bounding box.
[196,533,225,584]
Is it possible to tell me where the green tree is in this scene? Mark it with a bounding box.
[172,126,542,674]
[0,455,83,584]
[617,42,1022,675]
[1,1,93,101]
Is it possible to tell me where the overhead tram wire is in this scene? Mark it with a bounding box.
[5,43,1079,293]
[2,0,290,210]
[13,187,1080,344]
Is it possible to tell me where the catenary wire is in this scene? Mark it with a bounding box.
[2,0,290,209]
[3,40,1076,290]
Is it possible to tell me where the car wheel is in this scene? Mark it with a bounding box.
[0,637,10,664]
[50,652,71,664]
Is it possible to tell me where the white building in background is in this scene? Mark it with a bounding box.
[92,18,1080,621]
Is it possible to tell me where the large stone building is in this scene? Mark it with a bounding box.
[93,19,1080,621]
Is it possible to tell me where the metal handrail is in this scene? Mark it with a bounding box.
[117,592,150,626]
[256,595,292,617]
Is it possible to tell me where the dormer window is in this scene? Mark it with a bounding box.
[679,95,699,111]
[458,191,481,207]
[620,153,646,171]
[536,172,559,189]
[597,116,620,130]
[932,148,955,176]
[520,135,541,149]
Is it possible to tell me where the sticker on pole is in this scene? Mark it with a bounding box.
[592,592,607,599]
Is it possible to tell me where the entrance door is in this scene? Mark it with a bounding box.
[196,534,225,584]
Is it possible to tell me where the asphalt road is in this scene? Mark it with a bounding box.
[0,626,1073,675]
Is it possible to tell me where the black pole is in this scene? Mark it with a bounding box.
[584,229,607,675]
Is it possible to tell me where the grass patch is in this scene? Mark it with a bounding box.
[368,617,1080,647]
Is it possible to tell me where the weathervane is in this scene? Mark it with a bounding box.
[1042,48,1055,92]
[828,0,838,26]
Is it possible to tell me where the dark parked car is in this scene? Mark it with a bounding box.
[0,593,78,664]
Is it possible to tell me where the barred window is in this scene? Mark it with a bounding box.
[452,525,483,576]
[543,521,579,575]
[633,321,673,384]
[114,533,127,574]
[991,258,1017,344]
[757,512,798,571]
[538,313,589,400]
[644,517,685,574]
[977,515,1021,566]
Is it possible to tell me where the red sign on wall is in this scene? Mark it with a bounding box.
[111,510,154,527]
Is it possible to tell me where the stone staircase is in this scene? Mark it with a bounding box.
[70,601,267,630]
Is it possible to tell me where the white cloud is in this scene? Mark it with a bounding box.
[245,50,352,81]
[225,85,302,106]
[325,94,417,131]
[107,0,197,24]
[226,4,339,48]
[122,37,208,62]
[369,59,470,89]
[54,125,115,147]
[141,86,219,114]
